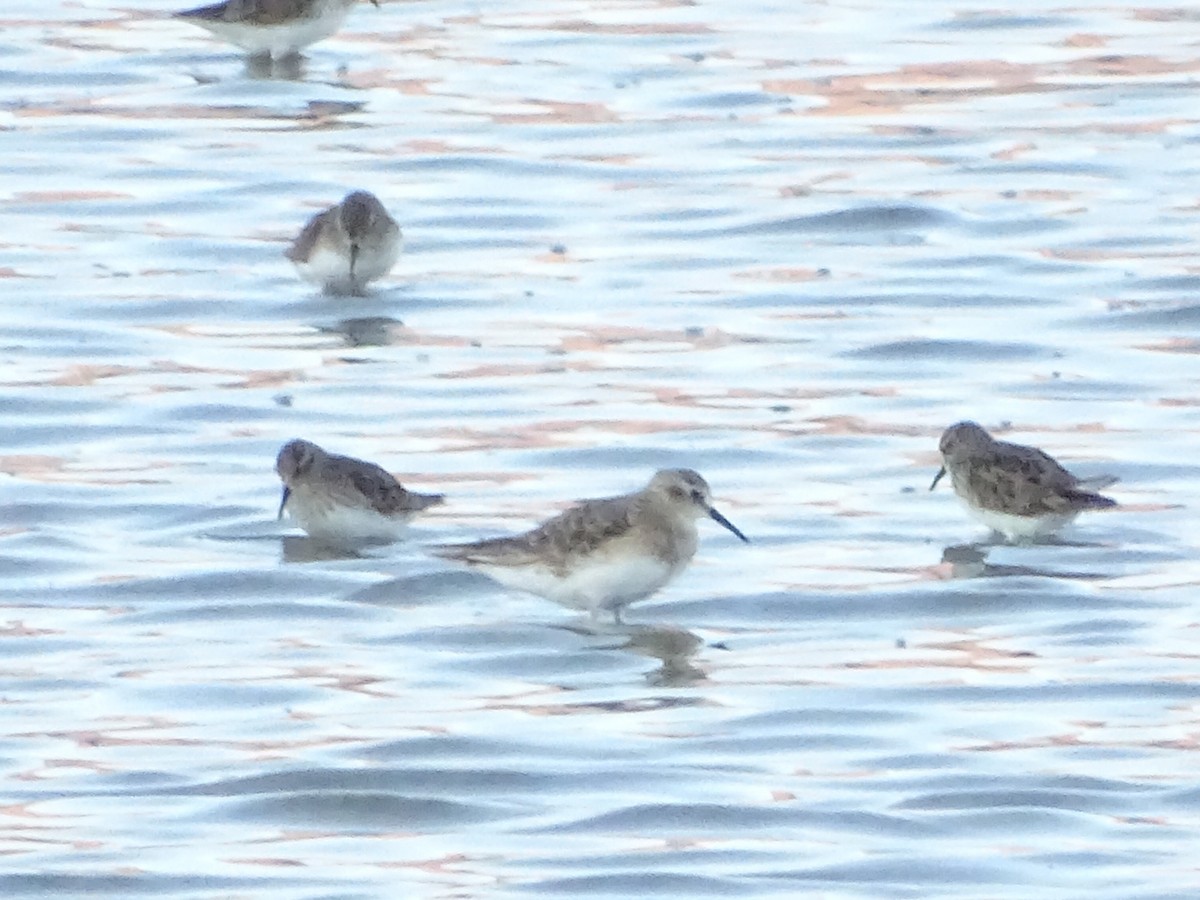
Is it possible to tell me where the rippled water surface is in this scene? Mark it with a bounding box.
[3,0,1200,897]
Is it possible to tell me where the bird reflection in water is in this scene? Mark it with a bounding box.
[243,53,304,80]
[626,624,709,687]
[280,533,366,562]
[939,543,1108,581]
[562,621,708,687]
[319,316,405,348]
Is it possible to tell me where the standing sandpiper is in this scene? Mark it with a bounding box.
[276,439,444,545]
[431,469,749,623]
[930,420,1117,542]
[285,190,402,296]
[175,0,379,61]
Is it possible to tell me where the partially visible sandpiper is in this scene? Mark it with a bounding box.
[930,420,1117,542]
[285,190,402,295]
[175,0,378,60]
[431,469,749,623]
[276,439,443,545]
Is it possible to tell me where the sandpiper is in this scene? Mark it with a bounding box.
[285,190,402,295]
[431,469,749,623]
[175,0,378,60]
[276,439,443,545]
[930,420,1117,541]
[285,190,403,296]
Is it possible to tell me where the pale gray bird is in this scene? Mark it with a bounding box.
[432,469,749,622]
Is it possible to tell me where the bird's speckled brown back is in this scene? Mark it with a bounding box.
[179,0,324,26]
[950,437,1116,517]
[435,493,649,574]
[317,453,442,515]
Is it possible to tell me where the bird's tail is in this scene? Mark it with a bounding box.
[1076,473,1119,491]
[1066,489,1118,510]
[408,491,447,512]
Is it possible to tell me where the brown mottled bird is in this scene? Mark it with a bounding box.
[175,0,378,59]
[930,420,1117,541]
[276,439,443,545]
[285,191,402,295]
[431,469,749,623]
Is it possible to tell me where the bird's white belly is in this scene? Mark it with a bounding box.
[295,235,401,293]
[352,242,402,287]
[294,242,354,292]
[200,8,351,56]
[482,554,678,615]
[966,504,1074,541]
[285,493,407,545]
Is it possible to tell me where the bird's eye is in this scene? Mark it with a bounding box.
[691,489,704,504]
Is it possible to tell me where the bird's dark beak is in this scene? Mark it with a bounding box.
[277,486,291,520]
[349,242,359,277]
[709,506,749,543]
[929,466,946,491]
[369,0,380,6]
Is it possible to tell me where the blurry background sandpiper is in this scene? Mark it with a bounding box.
[285,190,402,296]
[276,439,443,546]
[174,0,379,61]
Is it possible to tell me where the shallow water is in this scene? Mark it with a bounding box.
[2,0,1199,897]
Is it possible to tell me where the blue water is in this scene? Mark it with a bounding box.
[1,0,1198,897]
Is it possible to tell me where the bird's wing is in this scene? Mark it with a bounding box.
[284,208,332,262]
[972,444,1111,515]
[525,496,636,566]
[434,496,635,572]
[343,465,440,516]
[178,0,311,24]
